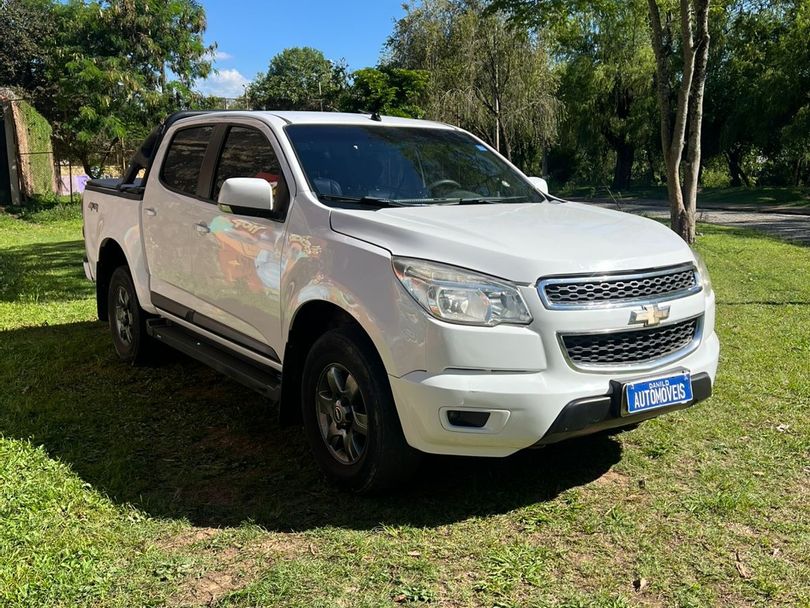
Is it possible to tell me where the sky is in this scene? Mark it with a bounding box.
[197,0,409,98]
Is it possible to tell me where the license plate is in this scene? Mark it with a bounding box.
[624,371,692,415]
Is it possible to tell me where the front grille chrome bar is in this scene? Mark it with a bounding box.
[538,263,702,310]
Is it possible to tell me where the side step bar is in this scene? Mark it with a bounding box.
[147,319,281,401]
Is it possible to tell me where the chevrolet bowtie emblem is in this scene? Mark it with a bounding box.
[629,304,670,327]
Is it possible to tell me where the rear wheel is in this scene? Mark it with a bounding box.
[107,266,155,365]
[301,326,421,493]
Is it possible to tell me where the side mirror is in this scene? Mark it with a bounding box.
[217,177,275,213]
[528,176,549,195]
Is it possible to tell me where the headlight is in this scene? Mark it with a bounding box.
[692,249,713,292]
[392,257,533,326]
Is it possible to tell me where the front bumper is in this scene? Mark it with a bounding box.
[534,370,712,446]
[389,330,719,457]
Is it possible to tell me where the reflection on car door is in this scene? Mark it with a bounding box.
[189,124,290,358]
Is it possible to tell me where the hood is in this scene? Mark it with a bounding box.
[329,201,695,283]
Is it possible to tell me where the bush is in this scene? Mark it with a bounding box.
[701,157,731,188]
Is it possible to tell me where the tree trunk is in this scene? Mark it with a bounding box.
[726,148,750,187]
[612,141,635,190]
[647,0,711,244]
[493,89,501,153]
[681,0,710,244]
[646,147,657,183]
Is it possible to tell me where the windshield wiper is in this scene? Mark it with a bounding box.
[317,194,420,208]
[317,194,476,207]
[456,195,530,205]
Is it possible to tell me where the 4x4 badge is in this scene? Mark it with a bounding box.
[630,304,671,327]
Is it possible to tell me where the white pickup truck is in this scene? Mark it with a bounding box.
[82,111,719,492]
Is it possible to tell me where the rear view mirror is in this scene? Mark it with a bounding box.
[217,177,275,214]
[528,176,549,195]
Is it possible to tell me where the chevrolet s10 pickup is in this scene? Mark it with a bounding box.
[82,111,719,491]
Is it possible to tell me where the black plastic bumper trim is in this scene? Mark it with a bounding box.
[534,371,712,446]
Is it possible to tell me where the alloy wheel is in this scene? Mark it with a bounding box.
[315,363,369,465]
[114,285,134,345]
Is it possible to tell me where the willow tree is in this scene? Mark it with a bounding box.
[489,0,656,189]
[387,0,561,172]
[491,0,713,242]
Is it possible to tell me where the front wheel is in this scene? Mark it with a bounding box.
[301,326,421,493]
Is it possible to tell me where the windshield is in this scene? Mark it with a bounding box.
[285,124,545,206]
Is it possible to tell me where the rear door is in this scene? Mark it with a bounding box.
[142,123,216,312]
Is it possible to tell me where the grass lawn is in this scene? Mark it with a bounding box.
[562,185,810,210]
[0,204,808,607]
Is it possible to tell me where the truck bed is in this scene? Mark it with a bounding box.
[84,178,145,200]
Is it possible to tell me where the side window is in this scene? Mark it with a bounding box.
[213,127,289,212]
[160,126,213,196]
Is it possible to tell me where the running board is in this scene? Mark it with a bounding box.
[147,319,281,401]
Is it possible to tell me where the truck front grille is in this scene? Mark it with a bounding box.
[561,317,700,368]
[540,264,699,308]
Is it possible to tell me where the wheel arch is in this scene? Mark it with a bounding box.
[279,299,388,427]
[96,238,129,321]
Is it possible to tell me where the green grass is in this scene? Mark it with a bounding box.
[562,185,810,210]
[0,210,809,606]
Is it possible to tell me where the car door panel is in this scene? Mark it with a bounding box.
[142,124,214,309]
[188,123,290,356]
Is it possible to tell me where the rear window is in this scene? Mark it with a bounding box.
[160,126,213,196]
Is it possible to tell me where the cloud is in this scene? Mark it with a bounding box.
[197,68,249,98]
[214,50,233,61]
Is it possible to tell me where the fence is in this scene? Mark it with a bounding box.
[1,91,138,206]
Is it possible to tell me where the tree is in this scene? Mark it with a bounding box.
[491,0,713,242]
[2,0,213,178]
[247,47,348,111]
[387,0,561,172]
[703,0,810,187]
[340,66,430,118]
[490,0,657,189]
[646,0,712,243]
[0,0,54,97]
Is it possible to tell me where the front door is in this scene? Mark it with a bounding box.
[189,123,291,357]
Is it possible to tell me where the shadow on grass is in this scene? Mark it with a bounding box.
[0,320,621,531]
[0,239,94,302]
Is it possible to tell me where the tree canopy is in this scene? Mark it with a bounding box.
[1,0,213,176]
[247,47,347,111]
[387,0,561,172]
[3,0,809,230]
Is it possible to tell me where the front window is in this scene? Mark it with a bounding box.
[285,124,545,207]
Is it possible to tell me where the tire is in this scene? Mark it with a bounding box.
[301,326,421,493]
[107,266,155,365]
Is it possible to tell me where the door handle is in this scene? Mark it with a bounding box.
[194,222,210,234]
[144,207,157,217]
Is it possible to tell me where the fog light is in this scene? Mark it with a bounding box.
[446,410,490,428]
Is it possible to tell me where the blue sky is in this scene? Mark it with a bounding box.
[197,0,409,97]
